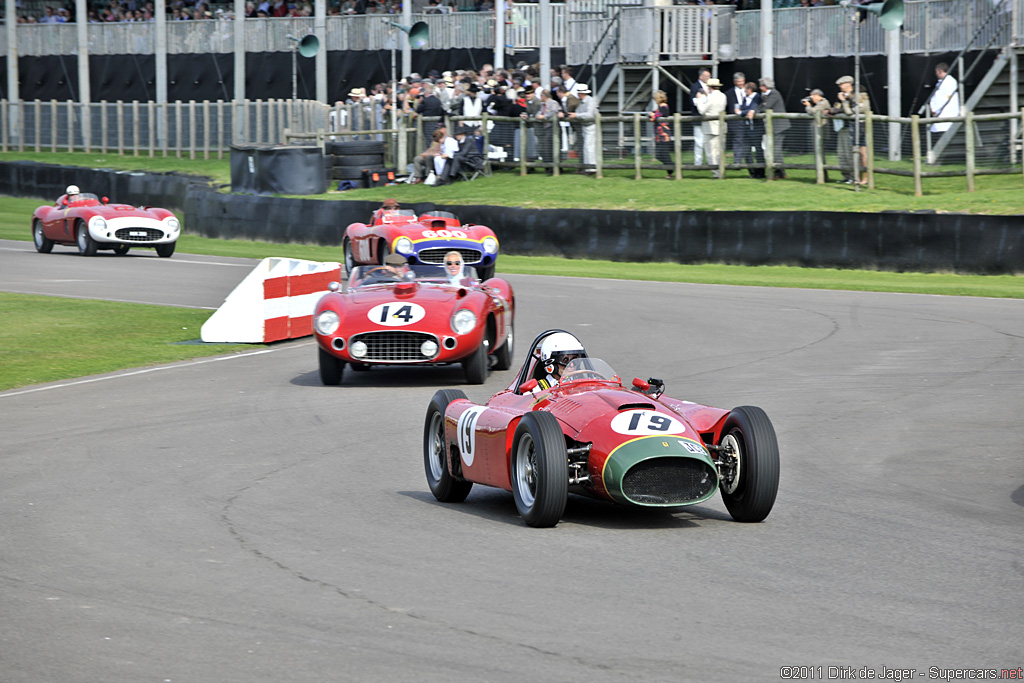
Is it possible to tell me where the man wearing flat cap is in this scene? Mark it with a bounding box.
[439,126,484,184]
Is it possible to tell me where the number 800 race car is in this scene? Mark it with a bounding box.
[423,330,780,527]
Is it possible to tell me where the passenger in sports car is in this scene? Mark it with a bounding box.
[534,332,588,390]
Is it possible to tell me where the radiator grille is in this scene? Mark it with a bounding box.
[418,248,483,265]
[350,331,439,363]
[622,458,716,505]
[115,227,164,242]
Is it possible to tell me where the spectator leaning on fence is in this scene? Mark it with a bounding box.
[650,90,673,178]
[725,72,748,168]
[928,62,960,133]
[803,88,831,182]
[757,76,790,180]
[740,81,765,178]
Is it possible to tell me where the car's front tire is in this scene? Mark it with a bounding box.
[33,219,53,253]
[463,338,488,385]
[343,238,356,273]
[493,319,514,371]
[155,242,176,258]
[318,347,345,386]
[423,389,473,503]
[718,406,780,523]
[76,219,96,256]
[511,411,569,528]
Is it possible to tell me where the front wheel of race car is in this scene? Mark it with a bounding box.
[718,406,780,523]
[343,238,356,273]
[463,338,488,385]
[511,411,569,528]
[318,347,345,386]
[33,219,54,253]
[76,219,97,256]
[423,389,473,503]
[493,319,514,371]
[155,242,176,258]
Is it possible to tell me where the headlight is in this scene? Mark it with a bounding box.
[165,218,180,231]
[482,236,498,254]
[395,237,413,255]
[90,217,106,231]
[315,310,340,335]
[350,341,368,358]
[420,340,438,357]
[451,309,477,335]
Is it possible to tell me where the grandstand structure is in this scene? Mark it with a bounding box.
[2,0,1022,162]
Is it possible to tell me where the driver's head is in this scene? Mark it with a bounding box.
[538,332,587,380]
[66,184,80,196]
[444,250,463,277]
[381,198,400,210]
[383,252,409,277]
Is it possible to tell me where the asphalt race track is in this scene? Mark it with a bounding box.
[1,238,1022,682]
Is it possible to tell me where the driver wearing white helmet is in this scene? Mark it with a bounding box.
[66,185,80,196]
[535,332,587,390]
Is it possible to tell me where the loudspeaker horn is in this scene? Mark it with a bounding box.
[857,0,905,30]
[387,20,429,49]
[287,33,320,58]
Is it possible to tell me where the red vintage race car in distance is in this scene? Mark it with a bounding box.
[423,329,780,527]
[313,262,514,385]
[32,187,180,257]
[344,209,499,281]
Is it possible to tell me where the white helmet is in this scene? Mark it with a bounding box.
[65,185,80,195]
[538,332,587,375]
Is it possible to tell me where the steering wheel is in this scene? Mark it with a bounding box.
[560,369,605,382]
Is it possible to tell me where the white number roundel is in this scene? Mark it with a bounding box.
[367,302,426,327]
[610,410,686,436]
[456,406,487,466]
[422,229,468,239]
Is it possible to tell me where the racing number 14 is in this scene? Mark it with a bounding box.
[379,304,413,323]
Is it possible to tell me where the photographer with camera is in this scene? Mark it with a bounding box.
[803,89,831,182]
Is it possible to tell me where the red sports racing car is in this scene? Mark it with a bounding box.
[313,262,514,385]
[343,209,499,280]
[32,187,180,257]
[423,329,780,527]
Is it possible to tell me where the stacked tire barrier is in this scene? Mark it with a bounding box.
[2,162,1021,274]
[324,140,392,190]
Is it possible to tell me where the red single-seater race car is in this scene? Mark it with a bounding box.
[32,186,180,257]
[343,209,499,280]
[313,262,514,385]
[423,329,780,527]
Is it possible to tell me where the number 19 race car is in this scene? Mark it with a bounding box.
[32,187,180,257]
[343,209,499,280]
[423,330,780,527]
[313,262,514,385]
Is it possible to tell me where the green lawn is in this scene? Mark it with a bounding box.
[3,150,1022,215]
[0,293,241,391]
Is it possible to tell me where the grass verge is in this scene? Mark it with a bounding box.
[2,150,1022,214]
[0,293,243,392]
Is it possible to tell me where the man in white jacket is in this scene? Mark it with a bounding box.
[694,77,727,175]
[928,63,960,133]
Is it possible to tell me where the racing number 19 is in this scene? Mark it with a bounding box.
[379,304,413,323]
[628,412,672,432]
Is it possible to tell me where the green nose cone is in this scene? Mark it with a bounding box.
[602,436,718,507]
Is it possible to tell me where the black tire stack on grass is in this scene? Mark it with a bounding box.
[325,140,387,189]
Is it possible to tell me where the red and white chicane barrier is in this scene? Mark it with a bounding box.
[200,257,342,343]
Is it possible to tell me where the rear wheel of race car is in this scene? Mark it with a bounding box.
[318,347,345,386]
[113,244,130,256]
[33,220,54,253]
[155,242,176,258]
[343,238,356,273]
[511,411,569,528]
[477,264,496,281]
[718,406,780,523]
[423,389,473,503]
[493,319,514,371]
[463,338,488,385]
[75,219,97,256]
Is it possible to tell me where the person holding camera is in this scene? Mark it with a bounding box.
[830,75,870,185]
[803,89,831,182]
